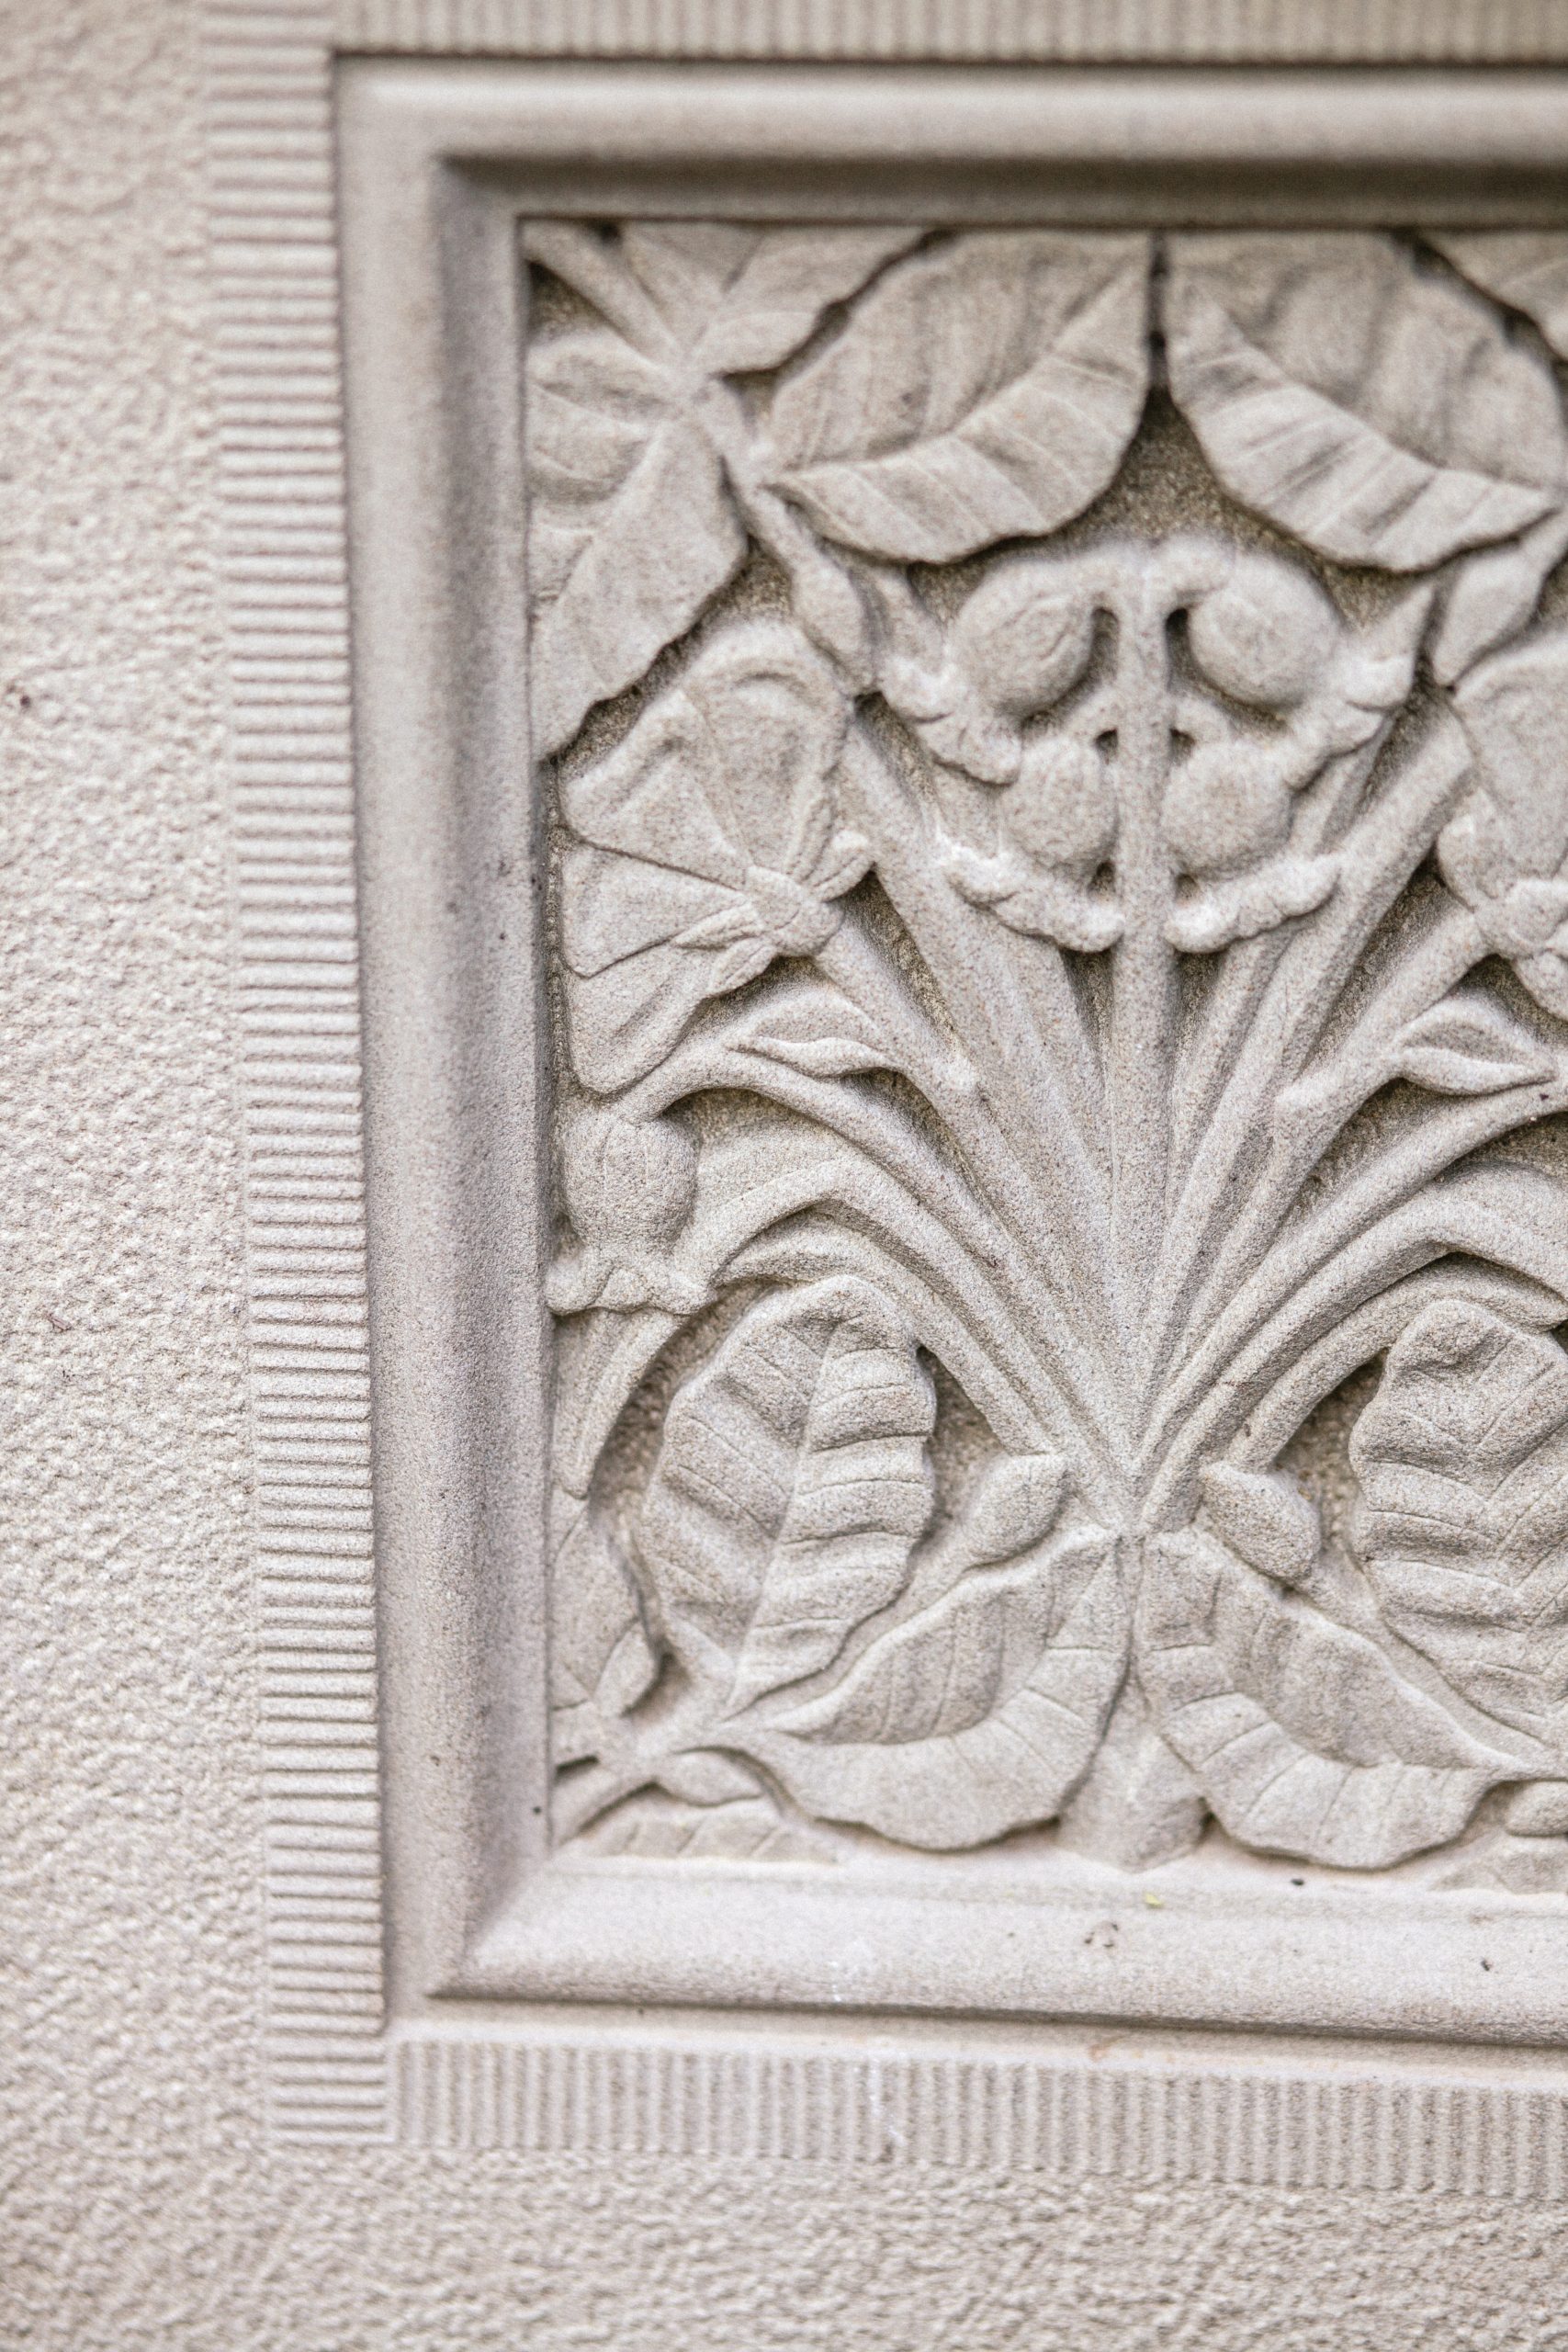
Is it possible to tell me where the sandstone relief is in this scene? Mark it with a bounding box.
[526,223,1568,1884]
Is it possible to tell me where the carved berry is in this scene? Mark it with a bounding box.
[1161,741,1292,874]
[950,559,1097,718]
[560,1103,697,1250]
[1005,736,1116,869]
[1187,557,1339,710]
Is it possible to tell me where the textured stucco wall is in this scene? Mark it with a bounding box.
[2,4,1566,2343]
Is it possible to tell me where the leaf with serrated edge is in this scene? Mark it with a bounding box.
[767,233,1150,562]
[525,329,745,754]
[1351,1303,1568,1745]
[1165,233,1564,571]
[757,1529,1125,1849]
[637,1278,935,1713]
[1140,1530,1512,1867]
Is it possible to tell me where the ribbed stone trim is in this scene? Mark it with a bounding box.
[208,0,387,2143]
[335,0,1568,65]
[396,2035,1568,2196]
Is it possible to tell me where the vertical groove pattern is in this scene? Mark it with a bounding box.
[395,2039,1568,2196]
[208,0,389,2143]
[335,0,1568,62]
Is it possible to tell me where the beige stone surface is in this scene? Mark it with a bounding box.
[5,3,1568,2343]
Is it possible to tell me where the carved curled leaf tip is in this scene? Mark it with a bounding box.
[960,1451,1068,1566]
[1199,1464,1321,1589]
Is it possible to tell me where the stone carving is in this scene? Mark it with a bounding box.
[528,224,1568,1876]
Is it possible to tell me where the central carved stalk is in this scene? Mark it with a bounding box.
[1105,594,1179,1423]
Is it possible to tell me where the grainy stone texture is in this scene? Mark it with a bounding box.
[4,2,1568,2343]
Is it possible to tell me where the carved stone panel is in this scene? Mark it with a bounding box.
[532,221,1568,1896]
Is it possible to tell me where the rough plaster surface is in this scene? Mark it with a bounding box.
[3,2,1568,2343]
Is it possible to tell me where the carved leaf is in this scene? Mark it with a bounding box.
[585,1792,832,1862]
[1140,1530,1511,1867]
[767,233,1150,561]
[1165,233,1565,569]
[558,623,867,1089]
[1433,233,1568,360]
[1441,633,1568,1022]
[525,224,922,752]
[637,1279,936,1714]
[1385,994,1551,1097]
[549,1499,659,1764]
[735,988,892,1079]
[1450,633,1568,878]
[618,223,923,374]
[1431,510,1568,686]
[525,329,747,754]
[1350,1303,1568,1743]
[762,1529,1125,1849]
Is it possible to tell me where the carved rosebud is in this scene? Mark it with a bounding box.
[949,558,1098,718]
[560,1103,697,1251]
[1187,557,1340,710]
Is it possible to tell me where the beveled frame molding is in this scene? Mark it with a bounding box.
[209,0,1568,2168]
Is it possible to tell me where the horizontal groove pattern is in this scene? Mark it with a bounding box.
[208,0,388,2143]
[397,2037,1568,2197]
[333,0,1568,63]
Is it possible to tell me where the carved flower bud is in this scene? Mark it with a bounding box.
[560,1103,697,1250]
[1006,736,1116,869]
[964,1451,1067,1566]
[950,560,1097,718]
[1188,558,1340,710]
[1162,741,1292,876]
[1200,1464,1321,1589]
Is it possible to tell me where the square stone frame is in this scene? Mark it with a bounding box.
[216,3,1568,2170]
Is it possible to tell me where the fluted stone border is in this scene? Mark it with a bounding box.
[336,0,1568,65]
[396,2035,1568,2198]
[208,0,386,2143]
[208,0,1568,2155]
